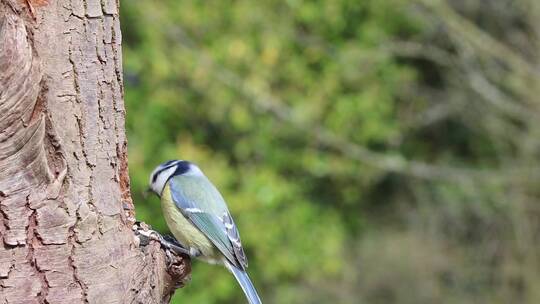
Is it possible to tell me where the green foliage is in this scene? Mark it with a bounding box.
[121,0,540,303]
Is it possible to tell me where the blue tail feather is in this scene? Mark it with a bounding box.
[224,261,262,304]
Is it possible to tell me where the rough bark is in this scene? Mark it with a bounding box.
[0,1,189,303]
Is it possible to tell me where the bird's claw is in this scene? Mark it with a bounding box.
[163,238,191,257]
[132,222,191,273]
[136,228,190,257]
[155,233,190,256]
[150,232,191,268]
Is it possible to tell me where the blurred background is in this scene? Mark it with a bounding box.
[120,0,540,303]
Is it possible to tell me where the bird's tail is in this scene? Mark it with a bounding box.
[224,261,262,304]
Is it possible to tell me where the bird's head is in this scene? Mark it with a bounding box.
[148,159,203,196]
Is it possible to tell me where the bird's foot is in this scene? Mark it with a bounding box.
[132,221,153,246]
[132,222,191,287]
[159,235,191,257]
[149,231,190,256]
[132,222,190,256]
[155,234,191,269]
[134,226,190,268]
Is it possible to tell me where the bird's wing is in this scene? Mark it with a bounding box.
[168,175,248,269]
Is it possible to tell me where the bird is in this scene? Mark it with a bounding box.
[148,159,262,304]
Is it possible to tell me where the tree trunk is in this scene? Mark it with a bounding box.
[0,1,189,303]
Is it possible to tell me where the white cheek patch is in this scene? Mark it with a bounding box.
[153,166,177,195]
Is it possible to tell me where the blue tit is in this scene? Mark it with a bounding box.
[149,160,262,304]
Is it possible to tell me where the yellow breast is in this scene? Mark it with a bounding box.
[160,185,219,261]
